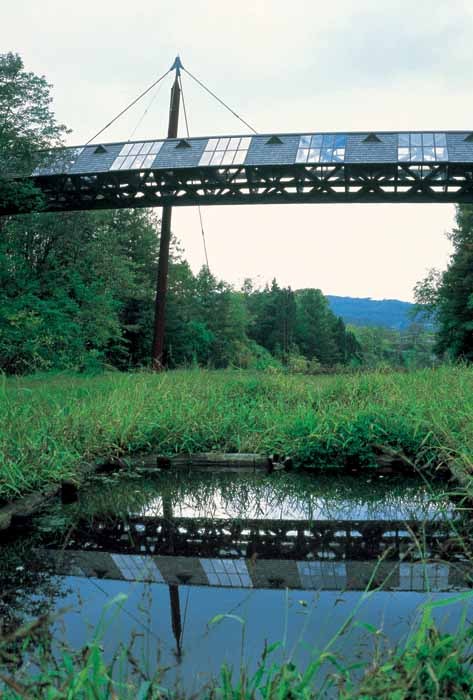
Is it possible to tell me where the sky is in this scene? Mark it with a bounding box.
[3,0,473,300]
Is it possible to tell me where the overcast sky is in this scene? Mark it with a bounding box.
[4,0,473,300]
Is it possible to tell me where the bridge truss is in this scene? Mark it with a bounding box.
[3,160,473,216]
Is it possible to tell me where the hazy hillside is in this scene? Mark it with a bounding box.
[327,295,416,330]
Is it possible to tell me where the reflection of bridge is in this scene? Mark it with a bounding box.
[37,514,472,593]
[40,549,470,593]
[3,129,473,216]
[57,516,457,560]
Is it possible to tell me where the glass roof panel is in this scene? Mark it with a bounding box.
[297,134,346,163]
[232,150,246,164]
[211,151,224,165]
[133,155,146,168]
[397,133,448,163]
[199,151,212,166]
[423,147,435,161]
[112,156,125,168]
[398,134,410,147]
[322,134,335,148]
[110,141,163,170]
[221,150,235,165]
[296,148,309,163]
[122,155,135,169]
[120,143,133,156]
[398,148,410,161]
[199,136,251,166]
[320,148,333,162]
[143,154,156,168]
[423,133,434,147]
[149,142,163,154]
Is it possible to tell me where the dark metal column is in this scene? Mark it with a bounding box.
[152,57,182,369]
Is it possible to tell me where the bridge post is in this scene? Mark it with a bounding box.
[151,58,182,370]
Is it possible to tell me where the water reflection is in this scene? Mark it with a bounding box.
[34,472,470,594]
[1,471,472,693]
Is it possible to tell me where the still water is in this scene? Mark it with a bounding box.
[1,470,472,693]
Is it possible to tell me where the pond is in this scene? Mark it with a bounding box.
[1,470,472,694]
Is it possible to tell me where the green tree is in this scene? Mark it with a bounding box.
[295,288,338,365]
[192,267,249,367]
[0,209,160,372]
[0,52,68,214]
[246,279,297,362]
[350,325,403,368]
[417,205,473,361]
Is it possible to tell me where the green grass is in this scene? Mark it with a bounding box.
[1,366,473,502]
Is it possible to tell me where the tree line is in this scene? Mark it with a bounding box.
[0,205,439,374]
[0,207,365,372]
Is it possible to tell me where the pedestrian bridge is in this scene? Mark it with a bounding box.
[3,129,473,215]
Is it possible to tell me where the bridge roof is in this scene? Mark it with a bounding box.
[29,129,473,178]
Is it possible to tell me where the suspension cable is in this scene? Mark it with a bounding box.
[85,67,172,146]
[178,73,210,270]
[128,76,166,142]
[182,66,258,135]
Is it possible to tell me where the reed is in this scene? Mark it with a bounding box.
[1,366,472,502]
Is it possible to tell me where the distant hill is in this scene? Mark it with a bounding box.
[327,295,416,330]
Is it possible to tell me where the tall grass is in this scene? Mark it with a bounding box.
[2,593,473,699]
[1,366,472,502]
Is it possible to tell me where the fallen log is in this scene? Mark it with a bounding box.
[140,452,272,472]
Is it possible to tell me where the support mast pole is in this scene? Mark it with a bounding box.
[152,56,182,370]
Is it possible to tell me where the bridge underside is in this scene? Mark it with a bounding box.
[4,162,473,215]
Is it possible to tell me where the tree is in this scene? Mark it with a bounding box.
[0,209,160,372]
[296,288,337,365]
[246,280,297,362]
[0,52,68,214]
[192,267,249,367]
[415,205,473,361]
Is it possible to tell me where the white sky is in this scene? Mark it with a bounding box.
[4,0,472,300]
